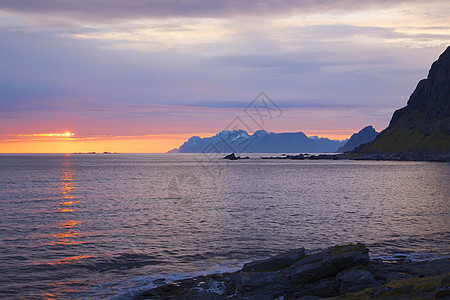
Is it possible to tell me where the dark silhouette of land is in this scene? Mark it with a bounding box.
[350,46,449,160]
[338,126,378,153]
[168,130,346,153]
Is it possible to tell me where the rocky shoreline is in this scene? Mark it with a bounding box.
[137,243,450,299]
[256,150,450,162]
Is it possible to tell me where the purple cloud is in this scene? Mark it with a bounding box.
[0,0,433,21]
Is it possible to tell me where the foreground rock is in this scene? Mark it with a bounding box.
[137,243,450,299]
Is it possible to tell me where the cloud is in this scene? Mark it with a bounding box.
[0,1,449,150]
[0,25,446,117]
[0,0,438,21]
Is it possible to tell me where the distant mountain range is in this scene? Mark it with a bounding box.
[354,46,449,157]
[168,130,348,153]
[338,126,378,153]
[169,46,449,159]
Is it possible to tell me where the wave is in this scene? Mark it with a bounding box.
[83,253,165,273]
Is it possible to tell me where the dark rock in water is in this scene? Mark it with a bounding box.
[285,154,305,160]
[261,153,342,160]
[138,244,450,299]
[261,154,305,160]
[223,153,238,160]
[344,149,450,162]
[223,153,249,160]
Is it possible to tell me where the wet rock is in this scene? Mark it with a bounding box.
[435,287,450,299]
[240,293,272,300]
[138,244,449,299]
[241,283,286,299]
[242,248,305,272]
[442,274,450,286]
[287,244,370,284]
[289,261,329,284]
[336,269,377,294]
[306,276,338,298]
[370,286,392,297]
[237,271,280,292]
[416,287,435,299]
[391,284,414,295]
[187,289,227,300]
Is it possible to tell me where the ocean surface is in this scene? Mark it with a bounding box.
[0,154,449,299]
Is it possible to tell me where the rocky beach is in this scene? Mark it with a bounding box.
[138,244,450,299]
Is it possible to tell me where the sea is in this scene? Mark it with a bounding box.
[0,153,449,299]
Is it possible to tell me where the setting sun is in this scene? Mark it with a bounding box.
[32,132,75,138]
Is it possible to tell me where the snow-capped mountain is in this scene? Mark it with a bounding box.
[168,130,346,153]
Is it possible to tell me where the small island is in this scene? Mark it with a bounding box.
[73,152,119,155]
[223,153,250,160]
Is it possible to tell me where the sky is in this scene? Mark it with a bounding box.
[0,0,449,153]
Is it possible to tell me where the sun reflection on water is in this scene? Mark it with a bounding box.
[53,157,83,245]
[46,155,91,292]
[47,254,92,265]
[57,220,81,228]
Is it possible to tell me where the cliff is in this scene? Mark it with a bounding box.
[355,46,450,154]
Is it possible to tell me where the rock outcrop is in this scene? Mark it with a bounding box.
[137,243,449,299]
[354,46,450,156]
[223,153,249,160]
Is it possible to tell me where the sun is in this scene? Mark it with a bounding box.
[62,132,75,137]
[32,132,75,137]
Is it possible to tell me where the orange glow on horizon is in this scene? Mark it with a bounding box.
[0,128,367,153]
[0,133,215,153]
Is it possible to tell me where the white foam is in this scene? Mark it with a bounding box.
[371,252,450,262]
[79,263,244,299]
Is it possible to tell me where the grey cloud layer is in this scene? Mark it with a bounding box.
[0,0,432,20]
[1,0,448,132]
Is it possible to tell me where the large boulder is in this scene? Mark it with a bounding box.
[336,269,377,294]
[237,248,305,292]
[287,243,370,284]
[242,248,305,272]
[238,271,280,292]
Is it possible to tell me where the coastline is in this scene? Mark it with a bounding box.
[137,244,450,299]
[255,151,450,162]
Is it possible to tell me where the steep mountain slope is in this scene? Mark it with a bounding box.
[356,46,450,154]
[338,126,378,153]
